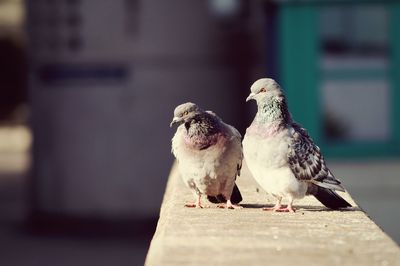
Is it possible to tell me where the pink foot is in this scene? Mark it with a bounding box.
[275,206,296,213]
[262,205,283,211]
[217,201,242,209]
[227,203,243,209]
[184,202,203,208]
[262,205,295,212]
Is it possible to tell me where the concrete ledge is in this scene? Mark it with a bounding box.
[145,162,400,266]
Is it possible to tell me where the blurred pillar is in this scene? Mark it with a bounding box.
[264,1,279,80]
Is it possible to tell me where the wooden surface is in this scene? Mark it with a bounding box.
[145,162,400,266]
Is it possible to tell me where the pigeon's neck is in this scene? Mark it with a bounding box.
[255,97,291,126]
[186,113,220,136]
[184,113,222,149]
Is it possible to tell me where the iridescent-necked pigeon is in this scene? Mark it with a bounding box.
[243,78,351,212]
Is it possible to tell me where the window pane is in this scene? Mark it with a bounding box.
[319,5,390,142]
[322,80,390,141]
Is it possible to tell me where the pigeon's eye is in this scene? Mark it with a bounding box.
[260,88,266,93]
[183,111,189,116]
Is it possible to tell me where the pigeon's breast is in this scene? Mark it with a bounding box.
[243,125,303,196]
[245,121,282,138]
[173,129,240,195]
[243,124,290,169]
[183,132,220,150]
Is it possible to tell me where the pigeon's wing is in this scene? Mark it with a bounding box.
[202,112,243,204]
[208,121,243,204]
[288,123,345,191]
[207,111,243,176]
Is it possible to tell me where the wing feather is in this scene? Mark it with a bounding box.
[288,123,345,191]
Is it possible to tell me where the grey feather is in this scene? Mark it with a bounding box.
[288,123,345,192]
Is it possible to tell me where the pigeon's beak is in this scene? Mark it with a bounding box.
[246,93,256,102]
[170,117,180,127]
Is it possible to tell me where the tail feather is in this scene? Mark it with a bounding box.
[230,183,243,204]
[207,183,242,204]
[313,186,351,210]
[311,180,345,192]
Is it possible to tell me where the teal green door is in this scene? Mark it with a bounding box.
[278,1,400,157]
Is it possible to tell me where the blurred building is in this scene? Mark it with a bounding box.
[27,0,267,219]
[18,0,400,221]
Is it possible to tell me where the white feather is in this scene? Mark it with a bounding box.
[242,128,307,200]
[172,123,242,197]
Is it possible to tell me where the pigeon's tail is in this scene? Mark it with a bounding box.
[230,183,243,204]
[312,186,351,210]
[207,183,243,204]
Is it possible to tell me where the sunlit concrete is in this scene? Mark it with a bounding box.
[146,162,400,266]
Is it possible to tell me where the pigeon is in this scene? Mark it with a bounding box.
[243,78,351,212]
[170,102,243,209]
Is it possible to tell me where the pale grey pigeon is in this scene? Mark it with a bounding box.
[170,102,243,209]
[243,78,351,212]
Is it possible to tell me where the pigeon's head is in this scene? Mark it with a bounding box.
[170,102,202,127]
[246,78,283,103]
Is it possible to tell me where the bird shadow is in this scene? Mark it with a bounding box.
[240,203,361,212]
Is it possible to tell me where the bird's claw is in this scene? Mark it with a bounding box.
[275,207,296,213]
[184,203,203,208]
[217,203,243,209]
[228,204,243,209]
[262,205,295,213]
[262,204,283,211]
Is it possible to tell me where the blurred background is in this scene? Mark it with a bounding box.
[0,0,399,265]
